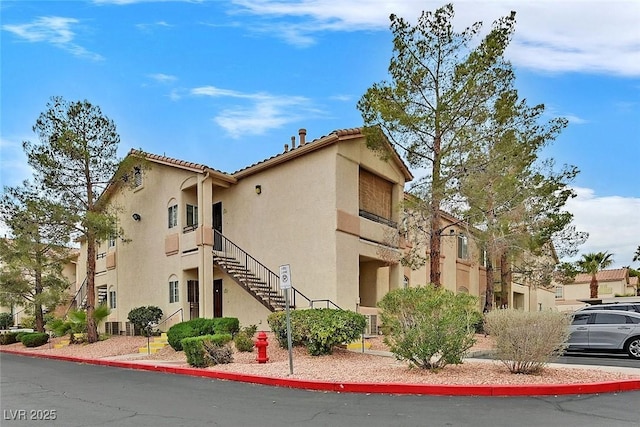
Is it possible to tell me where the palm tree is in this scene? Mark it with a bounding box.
[633,245,640,263]
[576,252,615,299]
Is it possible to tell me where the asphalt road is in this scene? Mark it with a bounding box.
[1,353,639,427]
[560,351,640,368]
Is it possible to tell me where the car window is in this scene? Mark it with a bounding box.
[572,313,591,325]
[593,313,627,324]
[626,316,640,324]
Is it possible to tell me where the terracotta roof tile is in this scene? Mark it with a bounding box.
[573,268,628,284]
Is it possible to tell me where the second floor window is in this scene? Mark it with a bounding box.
[457,234,469,259]
[108,235,116,248]
[133,167,142,187]
[555,286,564,299]
[168,205,178,228]
[186,204,198,227]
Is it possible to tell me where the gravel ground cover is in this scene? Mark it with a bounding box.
[3,333,639,385]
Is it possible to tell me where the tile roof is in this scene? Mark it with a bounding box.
[232,127,413,181]
[573,268,629,284]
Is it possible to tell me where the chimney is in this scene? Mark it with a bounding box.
[291,136,296,149]
[284,143,289,152]
[299,128,307,146]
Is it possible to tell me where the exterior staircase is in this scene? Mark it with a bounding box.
[213,230,339,312]
[138,332,169,354]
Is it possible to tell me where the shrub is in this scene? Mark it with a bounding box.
[203,341,234,365]
[0,332,19,345]
[127,306,163,336]
[167,322,197,351]
[20,332,49,348]
[0,313,13,329]
[182,334,233,367]
[484,309,571,374]
[14,332,29,341]
[167,318,239,351]
[20,316,35,329]
[234,325,257,352]
[378,285,479,370]
[268,309,367,355]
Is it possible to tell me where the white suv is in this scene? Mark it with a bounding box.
[568,309,640,359]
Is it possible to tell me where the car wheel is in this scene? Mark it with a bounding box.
[625,337,640,359]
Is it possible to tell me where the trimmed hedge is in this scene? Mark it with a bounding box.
[167,317,239,351]
[20,332,49,348]
[0,332,19,345]
[182,334,232,367]
[268,309,366,355]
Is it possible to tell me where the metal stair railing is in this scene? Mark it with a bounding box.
[213,229,340,311]
[65,276,88,317]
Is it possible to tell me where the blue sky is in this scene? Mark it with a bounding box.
[1,0,639,268]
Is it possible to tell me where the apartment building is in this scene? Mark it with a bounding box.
[71,127,555,334]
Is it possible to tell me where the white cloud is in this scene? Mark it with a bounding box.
[191,86,324,137]
[2,16,103,61]
[148,73,178,84]
[230,0,640,76]
[564,187,640,267]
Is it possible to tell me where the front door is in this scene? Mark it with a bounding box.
[187,280,199,320]
[213,279,223,318]
[213,202,222,251]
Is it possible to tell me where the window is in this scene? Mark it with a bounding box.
[109,290,117,309]
[571,313,590,325]
[169,280,179,303]
[555,286,563,299]
[593,313,627,325]
[403,276,409,289]
[479,247,487,267]
[133,167,142,187]
[358,169,394,224]
[108,235,116,248]
[186,204,198,227]
[168,205,178,228]
[457,234,468,259]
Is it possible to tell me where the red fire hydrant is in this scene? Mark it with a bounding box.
[255,331,269,363]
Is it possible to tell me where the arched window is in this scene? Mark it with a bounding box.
[169,275,179,303]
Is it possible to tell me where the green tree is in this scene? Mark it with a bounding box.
[576,252,615,299]
[633,245,640,263]
[457,86,584,310]
[358,4,516,286]
[0,184,73,332]
[23,97,140,342]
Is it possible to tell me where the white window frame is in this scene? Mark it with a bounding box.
[169,280,179,303]
[168,205,178,229]
[555,285,564,299]
[133,167,142,187]
[457,234,469,259]
[186,204,198,227]
[109,290,116,309]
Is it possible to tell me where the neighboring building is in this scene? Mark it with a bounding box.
[555,268,639,312]
[70,127,557,334]
[0,245,78,327]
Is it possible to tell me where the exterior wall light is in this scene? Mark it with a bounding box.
[255,185,262,195]
[132,213,142,221]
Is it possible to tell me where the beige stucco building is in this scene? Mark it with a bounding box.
[555,268,639,312]
[70,127,556,334]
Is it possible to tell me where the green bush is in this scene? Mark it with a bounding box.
[484,309,571,374]
[0,313,13,329]
[19,316,35,329]
[20,332,49,348]
[234,325,257,352]
[127,306,163,336]
[378,285,479,370]
[182,334,233,367]
[0,332,19,345]
[167,322,197,351]
[14,332,29,341]
[167,317,239,351]
[268,309,367,355]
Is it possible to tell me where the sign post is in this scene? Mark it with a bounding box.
[279,264,294,375]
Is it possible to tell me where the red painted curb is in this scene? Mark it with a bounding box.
[2,348,639,396]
